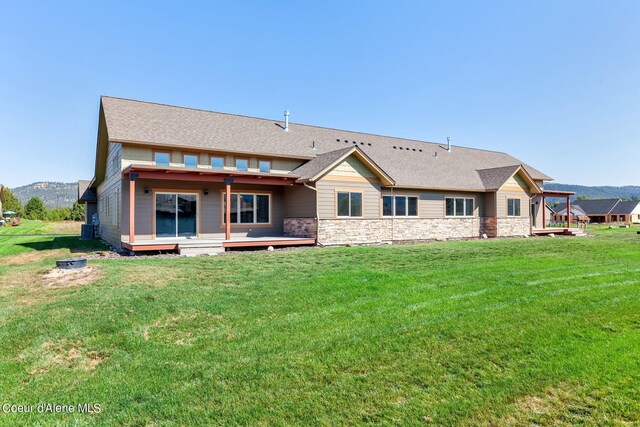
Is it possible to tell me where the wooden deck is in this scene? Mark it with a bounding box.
[121,236,316,252]
[532,228,584,236]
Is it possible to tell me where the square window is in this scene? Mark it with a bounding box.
[236,159,248,172]
[259,160,271,173]
[184,154,198,168]
[155,152,170,166]
[211,157,224,170]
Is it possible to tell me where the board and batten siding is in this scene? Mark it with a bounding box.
[121,144,304,174]
[496,173,531,218]
[316,155,381,219]
[96,142,123,247]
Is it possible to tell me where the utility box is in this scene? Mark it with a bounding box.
[81,224,95,240]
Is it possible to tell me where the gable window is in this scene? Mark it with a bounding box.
[235,159,248,172]
[211,156,224,170]
[507,198,521,216]
[337,191,362,217]
[184,154,198,168]
[382,195,418,216]
[445,197,474,217]
[259,160,271,173]
[155,152,170,167]
[222,192,270,224]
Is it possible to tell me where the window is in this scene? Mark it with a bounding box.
[222,193,270,224]
[259,160,271,173]
[155,152,170,166]
[112,190,120,226]
[445,198,474,217]
[211,156,224,170]
[184,154,198,168]
[337,191,362,217]
[507,198,521,216]
[383,195,419,216]
[235,159,248,172]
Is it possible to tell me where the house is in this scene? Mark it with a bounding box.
[78,96,561,253]
[554,199,640,225]
[552,204,589,225]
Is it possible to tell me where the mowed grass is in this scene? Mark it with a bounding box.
[0,224,639,425]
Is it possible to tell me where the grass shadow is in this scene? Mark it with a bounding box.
[17,237,107,254]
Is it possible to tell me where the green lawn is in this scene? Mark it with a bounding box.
[1,223,639,425]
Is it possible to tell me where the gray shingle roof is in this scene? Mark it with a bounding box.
[476,165,523,190]
[78,180,97,203]
[611,200,640,215]
[290,147,355,181]
[101,96,553,191]
[556,199,621,215]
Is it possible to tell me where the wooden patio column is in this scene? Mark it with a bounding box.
[129,173,138,244]
[566,196,571,228]
[541,196,546,229]
[224,178,233,240]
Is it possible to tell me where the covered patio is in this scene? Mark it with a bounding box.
[122,165,317,252]
[533,189,581,235]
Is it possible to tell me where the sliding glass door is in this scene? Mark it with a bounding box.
[155,193,197,238]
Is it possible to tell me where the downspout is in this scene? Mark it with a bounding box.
[303,181,320,245]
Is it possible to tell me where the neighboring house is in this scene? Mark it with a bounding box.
[79,96,558,253]
[554,199,640,224]
[552,204,589,224]
[77,180,97,221]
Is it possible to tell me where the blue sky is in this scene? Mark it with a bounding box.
[1,1,638,188]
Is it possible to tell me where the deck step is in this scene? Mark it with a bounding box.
[178,243,224,256]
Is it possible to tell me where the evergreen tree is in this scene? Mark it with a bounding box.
[24,197,47,220]
[69,201,86,222]
[1,187,24,215]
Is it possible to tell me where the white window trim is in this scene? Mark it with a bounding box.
[154,191,200,239]
[336,191,364,218]
[222,192,271,225]
[382,195,419,217]
[445,197,475,217]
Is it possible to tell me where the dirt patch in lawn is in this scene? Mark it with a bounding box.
[24,340,108,374]
[494,384,598,426]
[50,221,82,235]
[3,249,67,266]
[144,310,232,346]
[42,266,101,288]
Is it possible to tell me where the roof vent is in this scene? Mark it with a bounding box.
[284,110,290,132]
[447,136,451,152]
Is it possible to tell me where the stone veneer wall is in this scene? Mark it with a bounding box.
[283,218,317,238]
[495,217,531,237]
[317,217,512,245]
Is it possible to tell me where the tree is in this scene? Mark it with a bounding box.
[24,197,47,220]
[576,195,589,200]
[69,201,86,222]
[1,187,23,216]
[47,207,71,221]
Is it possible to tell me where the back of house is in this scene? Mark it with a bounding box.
[78,96,557,253]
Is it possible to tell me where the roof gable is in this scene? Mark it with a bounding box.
[293,147,395,186]
[477,165,542,193]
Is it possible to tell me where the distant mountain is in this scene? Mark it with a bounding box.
[11,182,78,208]
[545,183,640,201]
